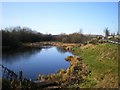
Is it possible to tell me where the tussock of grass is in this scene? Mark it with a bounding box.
[73,43,118,88]
[38,55,90,88]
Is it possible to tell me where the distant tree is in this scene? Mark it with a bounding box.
[104,28,110,37]
[2,26,56,48]
[69,33,84,43]
[2,26,95,48]
[111,32,115,36]
[56,33,66,42]
[62,36,70,43]
[117,31,120,35]
[2,30,21,47]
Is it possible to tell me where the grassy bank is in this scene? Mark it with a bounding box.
[26,42,119,88]
[2,42,119,89]
[72,43,118,88]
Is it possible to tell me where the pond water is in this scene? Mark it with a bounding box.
[2,46,73,79]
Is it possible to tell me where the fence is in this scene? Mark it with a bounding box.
[0,64,38,89]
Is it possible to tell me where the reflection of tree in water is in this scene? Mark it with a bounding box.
[56,47,67,53]
[41,46,52,50]
[0,47,2,61]
[2,47,42,63]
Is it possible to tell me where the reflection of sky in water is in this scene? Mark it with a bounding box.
[2,46,73,79]
[0,51,2,78]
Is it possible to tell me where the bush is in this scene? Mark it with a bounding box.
[65,56,73,61]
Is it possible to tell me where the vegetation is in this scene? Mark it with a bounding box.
[1,26,92,48]
[1,42,119,89]
[2,78,38,90]
[1,27,54,48]
[1,26,119,89]
[73,43,118,88]
[38,55,91,88]
[104,27,110,37]
[34,43,118,88]
[56,33,90,43]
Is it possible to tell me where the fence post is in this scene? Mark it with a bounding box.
[19,70,22,90]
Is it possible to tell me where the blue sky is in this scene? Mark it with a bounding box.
[2,2,118,35]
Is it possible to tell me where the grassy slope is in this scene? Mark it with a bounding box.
[73,43,118,88]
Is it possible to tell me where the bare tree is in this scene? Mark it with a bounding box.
[104,27,110,37]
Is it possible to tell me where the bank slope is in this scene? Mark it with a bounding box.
[73,43,118,88]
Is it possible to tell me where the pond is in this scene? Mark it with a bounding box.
[2,46,73,80]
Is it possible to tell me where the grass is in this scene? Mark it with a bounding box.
[2,42,119,89]
[72,43,119,88]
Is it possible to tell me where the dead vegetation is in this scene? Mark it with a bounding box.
[37,56,91,88]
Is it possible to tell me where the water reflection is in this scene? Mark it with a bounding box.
[2,47,42,64]
[56,47,67,53]
[0,47,2,64]
[2,46,73,79]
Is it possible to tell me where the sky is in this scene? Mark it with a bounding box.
[1,2,118,35]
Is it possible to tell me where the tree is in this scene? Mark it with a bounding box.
[104,28,110,37]
[117,31,120,35]
[62,36,70,43]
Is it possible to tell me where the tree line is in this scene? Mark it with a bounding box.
[55,33,90,43]
[104,27,120,37]
[1,26,92,48]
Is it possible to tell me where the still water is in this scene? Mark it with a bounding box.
[2,46,73,79]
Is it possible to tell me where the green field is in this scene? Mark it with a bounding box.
[73,43,119,88]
